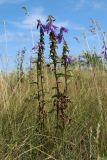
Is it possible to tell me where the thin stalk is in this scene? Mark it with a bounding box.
[49,31,60,128]
[3,20,8,73]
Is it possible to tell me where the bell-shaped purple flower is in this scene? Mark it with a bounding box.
[40,27,45,36]
[66,56,73,64]
[60,27,68,34]
[37,19,41,28]
[101,51,105,54]
[57,33,63,44]
[37,19,46,35]
[57,26,68,44]
[37,20,45,29]
[45,22,58,33]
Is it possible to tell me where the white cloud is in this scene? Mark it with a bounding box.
[22,7,70,28]
[0,30,37,43]
[12,7,70,30]
[55,21,69,28]
[92,0,105,9]
[70,22,85,31]
[22,7,46,28]
[1,6,85,45]
[74,0,86,10]
[73,0,107,10]
[0,31,14,43]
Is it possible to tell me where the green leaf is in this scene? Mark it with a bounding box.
[52,87,57,90]
[56,73,65,77]
[30,81,38,84]
[51,94,58,98]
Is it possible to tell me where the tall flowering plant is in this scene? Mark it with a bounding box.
[32,15,72,131]
[46,16,61,129]
[46,16,71,129]
[34,19,46,128]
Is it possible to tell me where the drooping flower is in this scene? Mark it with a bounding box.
[60,27,68,34]
[44,15,58,34]
[45,22,58,33]
[57,26,68,44]
[32,44,38,51]
[40,27,45,36]
[37,20,45,29]
[66,56,73,64]
[57,33,63,44]
[37,19,46,35]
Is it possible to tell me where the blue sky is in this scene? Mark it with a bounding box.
[0,0,107,71]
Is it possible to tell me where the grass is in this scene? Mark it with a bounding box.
[0,68,107,160]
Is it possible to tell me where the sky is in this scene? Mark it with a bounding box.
[0,0,107,71]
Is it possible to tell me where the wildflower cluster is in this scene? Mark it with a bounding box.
[32,16,72,130]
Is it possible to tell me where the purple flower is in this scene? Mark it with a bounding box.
[101,51,104,54]
[101,43,107,60]
[57,33,63,44]
[57,26,68,44]
[37,20,45,29]
[66,56,73,64]
[45,22,58,33]
[37,19,46,35]
[40,27,45,36]
[37,19,41,28]
[60,27,68,34]
[32,44,38,51]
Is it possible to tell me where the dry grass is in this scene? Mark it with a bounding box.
[0,69,107,159]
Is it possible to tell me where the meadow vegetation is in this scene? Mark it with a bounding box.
[0,16,107,160]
